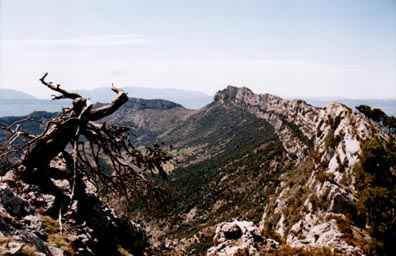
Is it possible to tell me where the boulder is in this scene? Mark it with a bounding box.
[0,168,149,255]
[207,220,279,256]
[0,185,34,218]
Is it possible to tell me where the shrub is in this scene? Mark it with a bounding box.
[354,137,396,255]
[263,244,343,256]
[285,121,313,147]
[357,105,396,131]
[356,105,386,123]
[324,129,342,150]
[317,171,335,183]
[41,215,75,254]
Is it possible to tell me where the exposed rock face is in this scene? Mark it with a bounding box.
[215,86,320,160]
[113,86,392,255]
[213,86,395,255]
[258,104,378,254]
[0,169,148,255]
[0,185,35,218]
[207,220,279,256]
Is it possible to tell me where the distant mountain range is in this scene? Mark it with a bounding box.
[0,87,395,117]
[77,86,212,110]
[0,87,211,117]
[0,89,37,100]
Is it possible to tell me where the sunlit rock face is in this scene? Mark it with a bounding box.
[215,86,320,161]
[207,220,279,256]
[213,86,393,255]
[0,168,148,255]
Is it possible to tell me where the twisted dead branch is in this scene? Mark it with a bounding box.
[0,73,170,216]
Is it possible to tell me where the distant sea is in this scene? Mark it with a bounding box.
[0,99,68,117]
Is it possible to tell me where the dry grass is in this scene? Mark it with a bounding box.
[41,215,75,255]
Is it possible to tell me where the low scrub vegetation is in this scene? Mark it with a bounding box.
[354,137,396,255]
[263,245,344,256]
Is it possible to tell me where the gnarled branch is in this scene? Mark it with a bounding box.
[87,84,128,121]
[0,122,37,142]
[40,73,82,100]
[2,73,171,220]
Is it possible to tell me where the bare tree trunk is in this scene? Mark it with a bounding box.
[22,73,128,175]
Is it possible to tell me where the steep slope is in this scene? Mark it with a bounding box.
[126,86,394,255]
[127,99,288,255]
[214,86,319,160]
[211,86,395,255]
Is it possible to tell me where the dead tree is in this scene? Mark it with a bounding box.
[0,73,170,216]
[22,73,128,171]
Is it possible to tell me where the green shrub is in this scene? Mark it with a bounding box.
[354,137,396,255]
[263,244,343,256]
[324,129,342,150]
[284,120,313,147]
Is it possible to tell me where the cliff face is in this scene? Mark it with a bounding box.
[212,86,394,255]
[215,86,319,160]
[0,167,148,256]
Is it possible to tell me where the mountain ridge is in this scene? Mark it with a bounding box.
[208,86,394,255]
[124,86,394,255]
[0,86,394,255]
[1,85,396,116]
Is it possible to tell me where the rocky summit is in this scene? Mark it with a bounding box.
[0,87,395,256]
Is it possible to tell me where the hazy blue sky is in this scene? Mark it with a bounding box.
[1,0,395,99]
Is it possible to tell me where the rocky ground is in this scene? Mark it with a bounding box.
[0,166,147,256]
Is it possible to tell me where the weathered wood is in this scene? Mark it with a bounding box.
[1,73,170,219]
[22,74,129,172]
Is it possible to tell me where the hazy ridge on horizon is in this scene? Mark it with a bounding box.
[1,87,395,117]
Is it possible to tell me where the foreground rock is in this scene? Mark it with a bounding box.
[207,220,279,256]
[0,169,148,255]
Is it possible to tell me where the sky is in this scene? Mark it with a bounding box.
[0,0,395,99]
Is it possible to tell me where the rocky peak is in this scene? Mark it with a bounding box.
[209,86,394,255]
[214,86,256,104]
[214,86,319,160]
